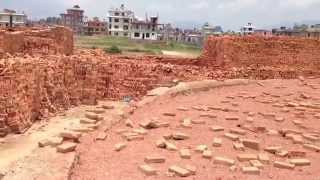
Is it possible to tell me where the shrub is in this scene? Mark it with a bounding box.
[104,45,122,54]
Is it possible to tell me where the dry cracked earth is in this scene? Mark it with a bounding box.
[69,78,320,180]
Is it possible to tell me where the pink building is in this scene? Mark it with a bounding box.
[60,5,84,34]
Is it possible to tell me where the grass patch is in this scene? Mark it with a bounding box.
[104,45,122,54]
[75,35,202,57]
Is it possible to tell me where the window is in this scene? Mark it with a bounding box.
[146,33,150,38]
[122,13,125,16]
[114,18,119,23]
[124,32,128,36]
[114,32,119,36]
[109,17,112,22]
[16,16,22,21]
[134,33,140,37]
[109,24,111,29]
[114,25,119,29]
[123,25,129,30]
[152,33,155,36]
[115,12,120,16]
[124,19,129,23]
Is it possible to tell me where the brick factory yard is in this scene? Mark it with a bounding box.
[0,27,320,180]
[70,78,320,180]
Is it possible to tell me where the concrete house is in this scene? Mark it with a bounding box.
[130,16,160,40]
[83,17,107,36]
[240,23,255,35]
[0,9,27,28]
[108,4,134,37]
[60,5,85,34]
[108,4,162,41]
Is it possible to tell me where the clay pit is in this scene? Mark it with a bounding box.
[0,27,320,180]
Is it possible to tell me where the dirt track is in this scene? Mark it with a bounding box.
[70,78,320,180]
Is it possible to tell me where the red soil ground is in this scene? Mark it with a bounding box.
[70,78,320,180]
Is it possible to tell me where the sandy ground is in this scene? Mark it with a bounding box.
[70,78,320,180]
[161,51,200,58]
[0,101,128,180]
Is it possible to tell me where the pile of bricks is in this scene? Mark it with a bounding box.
[1,49,320,136]
[1,31,320,137]
[106,81,319,178]
[201,36,320,75]
[0,26,73,56]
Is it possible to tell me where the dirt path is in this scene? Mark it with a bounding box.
[70,78,320,180]
[0,101,128,180]
[161,51,200,58]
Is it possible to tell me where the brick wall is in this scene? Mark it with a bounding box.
[201,36,320,73]
[0,26,73,56]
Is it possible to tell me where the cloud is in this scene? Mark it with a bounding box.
[1,0,320,30]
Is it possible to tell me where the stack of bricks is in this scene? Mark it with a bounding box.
[1,33,320,136]
[201,36,320,76]
[0,51,320,136]
[0,26,73,56]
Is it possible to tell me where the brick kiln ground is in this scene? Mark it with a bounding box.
[1,47,319,137]
[1,28,320,180]
[1,32,320,137]
[70,78,320,180]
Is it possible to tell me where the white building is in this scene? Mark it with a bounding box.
[240,22,256,35]
[108,4,162,40]
[130,16,160,41]
[108,4,134,37]
[0,9,27,28]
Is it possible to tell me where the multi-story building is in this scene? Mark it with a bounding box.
[108,4,162,40]
[202,22,223,37]
[240,22,255,35]
[108,4,134,37]
[0,9,27,28]
[60,5,84,34]
[83,17,107,36]
[131,16,161,40]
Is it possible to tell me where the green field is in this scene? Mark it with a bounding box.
[75,35,202,57]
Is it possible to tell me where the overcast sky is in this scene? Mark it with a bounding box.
[1,0,320,30]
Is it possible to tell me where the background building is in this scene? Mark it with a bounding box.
[254,29,272,37]
[60,5,84,34]
[108,4,134,37]
[130,16,162,40]
[272,24,320,40]
[240,22,255,35]
[83,17,107,36]
[0,9,27,28]
[202,22,223,37]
